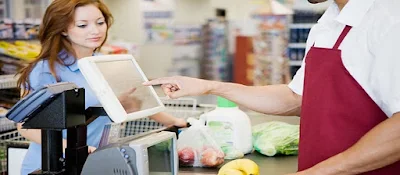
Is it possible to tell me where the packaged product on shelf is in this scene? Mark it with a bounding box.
[13,20,27,39]
[0,19,13,39]
[24,18,40,39]
[174,25,202,45]
[251,14,291,85]
[299,28,310,43]
[297,48,305,60]
[289,28,298,43]
[99,44,128,55]
[201,19,230,81]
[289,48,298,61]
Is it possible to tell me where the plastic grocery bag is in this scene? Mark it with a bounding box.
[252,121,299,156]
[177,118,225,167]
[220,146,244,160]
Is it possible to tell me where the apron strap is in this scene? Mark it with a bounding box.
[333,25,352,49]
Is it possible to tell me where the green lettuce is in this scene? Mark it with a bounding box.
[252,121,299,156]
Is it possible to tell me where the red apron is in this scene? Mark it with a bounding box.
[299,25,400,174]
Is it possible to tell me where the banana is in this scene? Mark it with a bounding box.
[218,159,259,175]
[218,168,245,175]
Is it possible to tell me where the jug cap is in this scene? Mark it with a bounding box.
[217,97,237,107]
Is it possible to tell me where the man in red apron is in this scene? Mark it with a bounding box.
[144,0,400,174]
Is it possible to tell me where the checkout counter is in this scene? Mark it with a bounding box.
[5,54,300,175]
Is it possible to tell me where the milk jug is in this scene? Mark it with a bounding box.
[201,97,253,155]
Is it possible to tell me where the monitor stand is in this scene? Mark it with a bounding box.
[22,88,105,175]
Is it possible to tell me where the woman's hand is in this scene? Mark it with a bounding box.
[173,117,188,128]
[88,146,97,154]
[118,87,142,113]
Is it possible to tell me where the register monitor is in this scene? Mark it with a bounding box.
[81,131,178,175]
[78,54,165,123]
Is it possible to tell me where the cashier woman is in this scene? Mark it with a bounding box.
[145,0,400,174]
[15,0,186,174]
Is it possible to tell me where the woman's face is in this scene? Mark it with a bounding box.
[66,4,107,52]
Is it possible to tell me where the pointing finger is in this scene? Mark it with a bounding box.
[143,77,175,86]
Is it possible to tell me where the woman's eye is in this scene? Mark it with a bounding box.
[98,21,105,25]
[77,24,87,28]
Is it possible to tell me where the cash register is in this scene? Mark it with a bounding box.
[6,54,179,175]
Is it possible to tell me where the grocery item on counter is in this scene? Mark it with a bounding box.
[218,159,259,175]
[201,97,252,159]
[221,146,244,160]
[252,121,299,156]
[177,118,224,167]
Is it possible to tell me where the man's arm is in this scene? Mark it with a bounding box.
[209,82,302,116]
[144,77,302,116]
[299,113,400,175]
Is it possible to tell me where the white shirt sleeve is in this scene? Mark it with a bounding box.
[287,26,317,96]
[370,22,400,117]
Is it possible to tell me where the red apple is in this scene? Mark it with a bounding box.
[200,148,224,167]
[178,147,195,166]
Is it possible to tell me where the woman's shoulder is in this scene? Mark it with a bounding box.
[31,59,51,74]
[29,60,57,90]
[31,50,73,74]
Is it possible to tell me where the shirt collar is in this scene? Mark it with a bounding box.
[58,50,79,72]
[60,50,98,72]
[318,0,376,27]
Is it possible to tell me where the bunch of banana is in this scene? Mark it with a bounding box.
[218,159,259,175]
[0,41,40,61]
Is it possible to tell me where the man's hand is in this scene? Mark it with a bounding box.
[118,87,142,113]
[143,76,213,99]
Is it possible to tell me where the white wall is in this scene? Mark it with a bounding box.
[9,0,51,20]
[210,0,257,21]
[175,0,212,24]
[292,0,332,11]
[9,0,25,20]
[104,0,142,43]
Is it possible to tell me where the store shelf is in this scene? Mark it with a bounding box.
[0,74,19,89]
[289,60,303,66]
[288,43,306,48]
[0,51,28,62]
[289,23,315,29]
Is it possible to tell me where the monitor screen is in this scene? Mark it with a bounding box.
[78,54,165,123]
[8,147,29,175]
[95,60,159,113]
[148,139,174,175]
